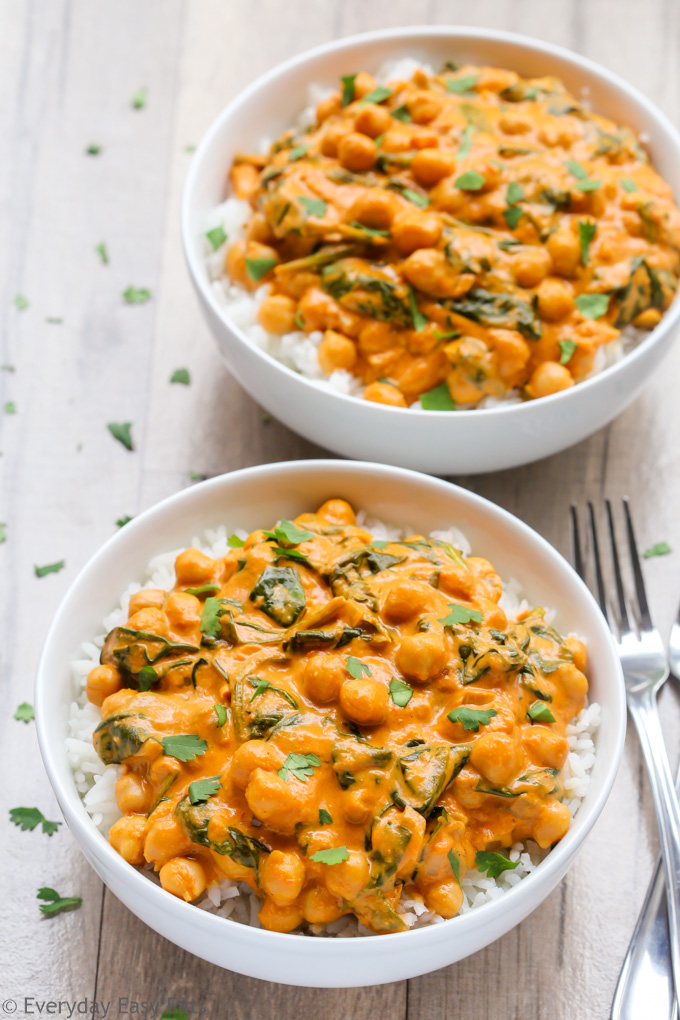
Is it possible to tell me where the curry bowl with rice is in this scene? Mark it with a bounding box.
[36,460,626,986]
[182,27,680,473]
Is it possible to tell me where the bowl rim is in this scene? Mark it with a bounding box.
[181,24,680,421]
[35,458,627,952]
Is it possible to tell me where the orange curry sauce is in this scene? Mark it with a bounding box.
[223,63,680,408]
[89,499,588,933]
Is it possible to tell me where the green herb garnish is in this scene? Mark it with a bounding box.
[288,145,308,161]
[644,542,672,558]
[341,74,357,106]
[621,177,637,192]
[408,287,427,331]
[10,807,61,836]
[391,104,411,122]
[299,197,327,218]
[86,144,101,155]
[420,383,456,411]
[95,242,109,264]
[388,677,413,708]
[448,849,461,884]
[346,656,371,679]
[214,704,228,727]
[559,339,577,365]
[264,519,314,545]
[0,522,6,544]
[360,86,393,105]
[455,169,485,191]
[475,851,519,878]
[245,257,278,283]
[278,752,321,782]
[439,603,483,626]
[527,701,556,724]
[447,706,498,732]
[458,123,474,159]
[319,808,333,824]
[122,287,151,304]
[14,702,34,722]
[170,368,191,385]
[309,846,349,864]
[188,775,222,804]
[37,887,82,917]
[228,534,245,548]
[161,734,208,762]
[574,293,609,319]
[14,294,29,310]
[4,401,16,414]
[131,88,147,109]
[34,561,65,578]
[107,422,134,450]
[446,75,479,94]
[206,225,228,250]
[578,220,597,265]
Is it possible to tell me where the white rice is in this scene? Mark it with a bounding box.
[202,59,644,406]
[67,516,599,936]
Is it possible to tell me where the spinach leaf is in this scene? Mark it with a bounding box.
[249,565,305,625]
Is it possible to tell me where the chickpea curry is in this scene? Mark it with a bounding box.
[225,62,680,408]
[89,499,589,934]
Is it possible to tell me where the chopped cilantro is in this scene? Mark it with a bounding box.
[310,846,349,864]
[341,74,357,106]
[34,561,65,578]
[559,339,577,365]
[319,808,333,824]
[440,603,483,626]
[288,145,308,161]
[37,887,82,917]
[574,293,609,319]
[644,542,672,558]
[170,368,191,385]
[475,851,519,878]
[408,287,428,331]
[621,177,637,192]
[245,257,278,283]
[214,703,228,727]
[447,705,498,731]
[131,88,147,109]
[107,422,134,450]
[455,169,485,191]
[86,144,102,155]
[227,534,245,548]
[14,294,29,311]
[527,701,556,724]
[420,384,456,411]
[506,182,524,204]
[264,519,314,546]
[388,676,413,708]
[4,401,16,415]
[0,522,5,544]
[446,75,479,94]
[14,702,34,723]
[458,123,474,159]
[161,734,208,762]
[278,752,321,783]
[188,775,222,804]
[9,807,61,836]
[95,242,109,264]
[360,86,393,105]
[346,656,371,679]
[578,220,597,265]
[122,287,151,304]
[116,515,133,528]
[299,196,327,218]
[448,849,461,884]
[206,225,228,251]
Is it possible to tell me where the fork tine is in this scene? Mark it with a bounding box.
[570,505,586,582]
[587,502,609,622]
[606,499,632,633]
[622,497,653,630]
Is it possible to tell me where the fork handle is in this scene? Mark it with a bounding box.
[628,689,680,1001]
[611,763,680,1020]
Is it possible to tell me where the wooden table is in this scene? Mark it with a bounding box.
[2,1,679,1016]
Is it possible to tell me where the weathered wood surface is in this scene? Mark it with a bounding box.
[1,1,679,1017]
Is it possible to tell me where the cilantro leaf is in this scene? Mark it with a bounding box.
[200,596,229,638]
[433,328,460,340]
[271,546,309,563]
[10,807,62,835]
[228,534,245,548]
[249,677,273,702]
[185,584,220,597]
[527,701,556,724]
[14,294,29,310]
[245,257,278,283]
[188,775,222,804]
[122,287,152,304]
[447,705,498,731]
[575,179,601,192]
[575,293,609,320]
[360,86,393,105]
[458,123,474,159]
[299,197,327,218]
[439,603,483,626]
[504,204,523,230]
[446,75,479,94]
[86,143,101,155]
[170,368,191,385]
[578,220,597,266]
[310,846,349,864]
[621,177,637,192]
[389,676,413,708]
[347,222,391,238]
[420,384,456,411]
[95,242,109,264]
[14,702,34,723]
[408,287,428,332]
[0,522,6,544]
[644,542,672,558]
[448,849,461,884]
[34,561,65,578]
[564,159,588,180]
[455,169,485,191]
[161,734,208,762]
[116,515,133,528]
[206,225,228,251]
[131,88,147,109]
[107,422,134,450]
[264,519,314,545]
[341,74,357,106]
[37,887,82,917]
[475,851,519,878]
[214,703,228,727]
[346,656,371,679]
[278,752,321,783]
[559,339,577,365]
[400,187,429,209]
[506,182,524,204]
[391,103,411,123]
[4,401,17,414]
[288,145,308,161]
[319,808,333,824]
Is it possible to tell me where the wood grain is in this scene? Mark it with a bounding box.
[1,1,679,1017]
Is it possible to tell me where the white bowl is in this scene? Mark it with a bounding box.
[181,26,680,475]
[36,460,626,987]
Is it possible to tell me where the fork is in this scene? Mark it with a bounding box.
[571,498,680,1006]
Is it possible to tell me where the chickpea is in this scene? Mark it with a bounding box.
[230,163,259,201]
[407,91,443,124]
[486,329,530,384]
[536,278,574,322]
[212,851,252,883]
[174,547,218,587]
[316,498,356,525]
[352,72,377,99]
[109,814,147,865]
[553,662,588,700]
[546,229,581,277]
[477,596,507,630]
[395,631,448,683]
[225,239,249,288]
[144,814,191,868]
[527,361,574,399]
[349,189,395,231]
[303,651,346,703]
[245,768,313,834]
[510,246,552,288]
[402,249,461,299]
[164,591,201,633]
[380,128,415,154]
[258,898,303,933]
[115,772,150,814]
[245,211,274,245]
[522,727,569,770]
[257,294,297,335]
[422,878,463,918]
[323,850,371,900]
[354,102,391,138]
[316,92,342,124]
[358,320,401,354]
[338,132,376,172]
[321,121,350,158]
[229,740,285,789]
[498,111,531,135]
[412,148,456,187]
[339,677,389,726]
[384,577,437,621]
[391,212,442,255]
[634,308,663,330]
[469,731,524,787]
[318,329,358,375]
[159,858,207,902]
[260,850,306,906]
[128,588,165,615]
[363,382,407,407]
[300,883,344,924]
[86,664,122,707]
[429,177,466,214]
[148,755,180,787]
[564,636,587,672]
[343,788,374,825]
[126,607,168,636]
[533,800,572,848]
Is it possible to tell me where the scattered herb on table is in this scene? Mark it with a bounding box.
[131,88,147,109]
[95,242,109,264]
[37,887,82,917]
[116,515,133,528]
[170,368,191,385]
[86,143,102,155]
[107,421,134,450]
[9,807,61,836]
[14,294,29,311]
[34,561,65,578]
[122,286,152,304]
[4,401,16,414]
[447,706,498,732]
[14,702,34,723]
[644,542,672,558]
[0,522,6,544]
[46,317,63,324]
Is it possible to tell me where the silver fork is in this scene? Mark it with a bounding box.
[571,499,680,1007]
